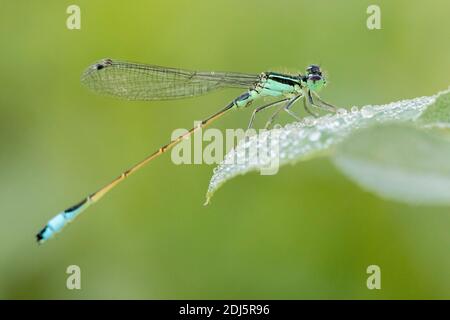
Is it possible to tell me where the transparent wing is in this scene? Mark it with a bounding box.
[81,58,260,101]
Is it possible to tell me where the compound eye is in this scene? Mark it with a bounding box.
[308,74,322,81]
[307,64,321,74]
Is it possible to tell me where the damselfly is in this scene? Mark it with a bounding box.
[36,58,337,243]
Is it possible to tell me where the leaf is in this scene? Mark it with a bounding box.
[417,87,450,127]
[333,124,450,205]
[205,89,450,204]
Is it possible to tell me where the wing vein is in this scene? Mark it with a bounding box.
[81,59,259,101]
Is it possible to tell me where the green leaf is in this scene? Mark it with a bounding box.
[418,87,450,127]
[206,89,450,204]
[333,124,450,205]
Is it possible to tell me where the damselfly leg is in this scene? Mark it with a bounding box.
[247,98,290,130]
[308,90,337,113]
[303,95,319,118]
[283,95,304,121]
[264,95,304,129]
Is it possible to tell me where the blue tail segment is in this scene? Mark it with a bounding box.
[36,198,91,244]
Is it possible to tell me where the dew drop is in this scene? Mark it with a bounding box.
[304,116,315,126]
[308,131,321,142]
[273,124,283,130]
[361,106,374,118]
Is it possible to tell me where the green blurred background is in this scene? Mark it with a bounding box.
[1,0,449,299]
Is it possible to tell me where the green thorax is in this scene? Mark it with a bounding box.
[259,72,301,97]
[235,72,302,108]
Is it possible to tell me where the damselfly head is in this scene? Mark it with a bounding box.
[302,64,326,92]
